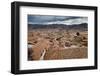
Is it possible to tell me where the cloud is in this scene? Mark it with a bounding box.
[28,15,88,25]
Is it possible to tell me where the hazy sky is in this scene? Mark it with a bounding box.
[28,15,88,25]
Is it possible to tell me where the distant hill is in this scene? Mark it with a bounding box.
[28,23,88,31]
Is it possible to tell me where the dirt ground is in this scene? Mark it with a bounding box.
[44,47,88,60]
[28,29,88,61]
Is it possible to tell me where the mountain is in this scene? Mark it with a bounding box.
[28,23,87,31]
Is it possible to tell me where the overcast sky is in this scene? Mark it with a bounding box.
[28,15,88,25]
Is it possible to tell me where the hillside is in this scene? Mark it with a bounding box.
[28,23,87,31]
